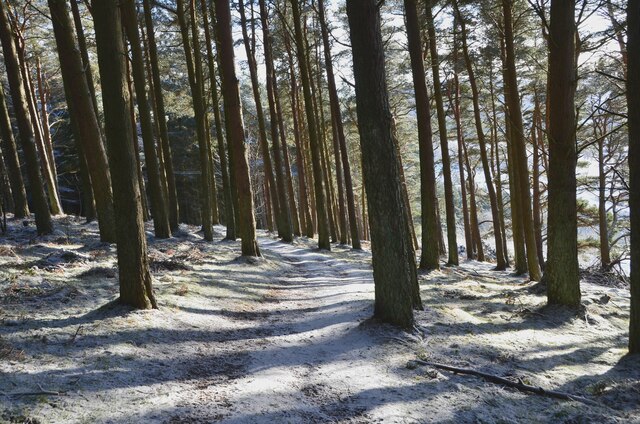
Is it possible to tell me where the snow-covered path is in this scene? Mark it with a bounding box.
[204,237,426,423]
[1,219,638,423]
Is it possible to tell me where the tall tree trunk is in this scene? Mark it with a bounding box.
[0,2,52,234]
[22,57,62,216]
[404,0,440,270]
[502,0,541,280]
[533,92,545,268]
[347,0,421,328]
[121,0,170,238]
[317,0,360,249]
[214,0,260,256]
[290,0,330,250]
[286,39,313,238]
[544,0,580,306]
[593,111,612,270]
[142,0,179,232]
[126,58,150,223]
[241,0,292,242]
[48,0,117,241]
[0,83,28,218]
[200,0,234,237]
[426,2,458,265]
[176,0,213,240]
[453,1,506,270]
[628,0,640,354]
[92,0,156,309]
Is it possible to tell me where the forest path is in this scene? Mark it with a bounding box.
[199,236,425,423]
[1,218,637,423]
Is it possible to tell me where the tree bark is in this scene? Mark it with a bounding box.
[92,0,156,309]
[544,0,580,306]
[239,0,292,242]
[214,0,260,256]
[200,0,234,237]
[175,0,213,240]
[48,0,118,241]
[0,1,52,234]
[453,0,506,270]
[290,0,330,250]
[502,0,541,280]
[426,2,458,266]
[347,0,422,328]
[626,0,639,353]
[142,0,180,232]
[121,0,170,239]
[0,82,28,218]
[404,0,440,270]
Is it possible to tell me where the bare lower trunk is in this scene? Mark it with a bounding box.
[347,0,421,327]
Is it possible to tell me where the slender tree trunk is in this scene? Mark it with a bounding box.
[0,83,28,218]
[597,135,611,268]
[447,70,473,260]
[502,0,541,280]
[290,0,330,250]
[121,0,171,239]
[453,1,506,270]
[176,0,213,240]
[0,2,52,234]
[142,0,179,232]
[286,41,313,238]
[347,0,422,327]
[126,58,150,223]
[214,0,260,256]
[238,0,289,242]
[533,92,545,268]
[403,0,440,269]
[92,0,156,309]
[544,0,580,306]
[489,73,509,265]
[22,57,62,216]
[35,59,58,204]
[426,2,458,265]
[49,0,118,241]
[627,0,640,354]
[200,0,235,239]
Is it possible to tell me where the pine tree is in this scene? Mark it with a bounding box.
[347,0,422,328]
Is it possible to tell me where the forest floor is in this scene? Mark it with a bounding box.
[0,216,639,424]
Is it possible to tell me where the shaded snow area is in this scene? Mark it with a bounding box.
[1,216,639,423]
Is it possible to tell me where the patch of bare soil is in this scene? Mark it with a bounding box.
[0,216,638,423]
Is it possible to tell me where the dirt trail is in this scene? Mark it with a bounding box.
[1,218,639,423]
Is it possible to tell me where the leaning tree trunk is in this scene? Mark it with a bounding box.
[347,0,422,328]
[48,0,117,242]
[0,83,28,218]
[544,0,580,306]
[0,1,51,234]
[290,0,331,250]
[214,0,260,257]
[404,0,440,270]
[626,0,639,354]
[92,0,156,309]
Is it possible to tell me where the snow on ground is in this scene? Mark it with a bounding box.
[0,216,639,423]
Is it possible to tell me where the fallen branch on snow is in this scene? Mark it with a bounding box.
[410,359,600,406]
[1,384,65,397]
